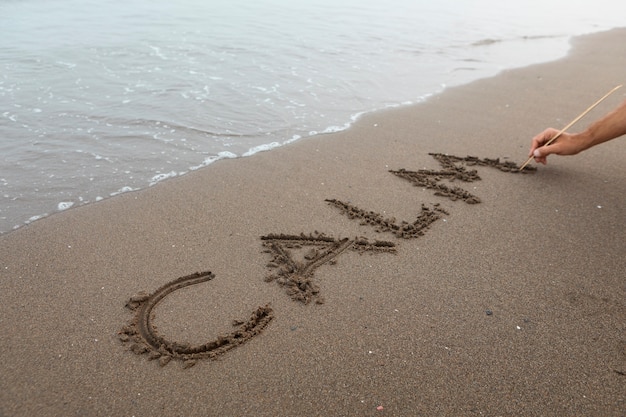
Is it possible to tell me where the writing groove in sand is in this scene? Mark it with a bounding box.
[390,153,535,203]
[261,233,396,304]
[119,271,273,368]
[325,200,448,239]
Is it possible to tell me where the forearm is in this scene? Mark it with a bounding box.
[576,99,626,150]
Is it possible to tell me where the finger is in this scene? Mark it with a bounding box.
[529,139,549,158]
[529,138,542,157]
[529,130,555,156]
[532,148,547,164]
[530,128,558,160]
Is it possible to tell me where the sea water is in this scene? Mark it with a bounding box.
[1,0,625,234]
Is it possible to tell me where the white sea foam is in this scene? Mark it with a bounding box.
[190,152,238,171]
[57,202,74,211]
[242,142,281,157]
[149,171,178,186]
[26,215,45,223]
[110,186,137,197]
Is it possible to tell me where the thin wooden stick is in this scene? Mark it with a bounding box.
[519,84,623,171]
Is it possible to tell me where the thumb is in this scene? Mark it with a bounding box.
[534,142,558,158]
[533,147,546,158]
[532,143,556,164]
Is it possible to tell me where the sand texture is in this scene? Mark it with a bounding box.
[1,29,625,416]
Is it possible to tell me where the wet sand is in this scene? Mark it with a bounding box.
[1,28,625,416]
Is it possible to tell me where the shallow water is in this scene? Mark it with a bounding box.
[1,0,625,233]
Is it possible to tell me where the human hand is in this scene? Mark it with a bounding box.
[529,128,584,165]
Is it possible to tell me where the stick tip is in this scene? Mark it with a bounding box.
[519,157,533,171]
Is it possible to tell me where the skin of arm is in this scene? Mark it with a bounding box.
[530,99,626,164]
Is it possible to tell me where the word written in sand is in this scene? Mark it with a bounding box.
[261,233,396,304]
[119,153,530,368]
[390,153,535,203]
[325,200,448,239]
[119,271,273,368]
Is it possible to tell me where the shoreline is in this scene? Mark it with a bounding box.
[2,25,620,237]
[1,28,625,416]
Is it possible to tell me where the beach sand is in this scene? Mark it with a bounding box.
[1,28,624,417]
